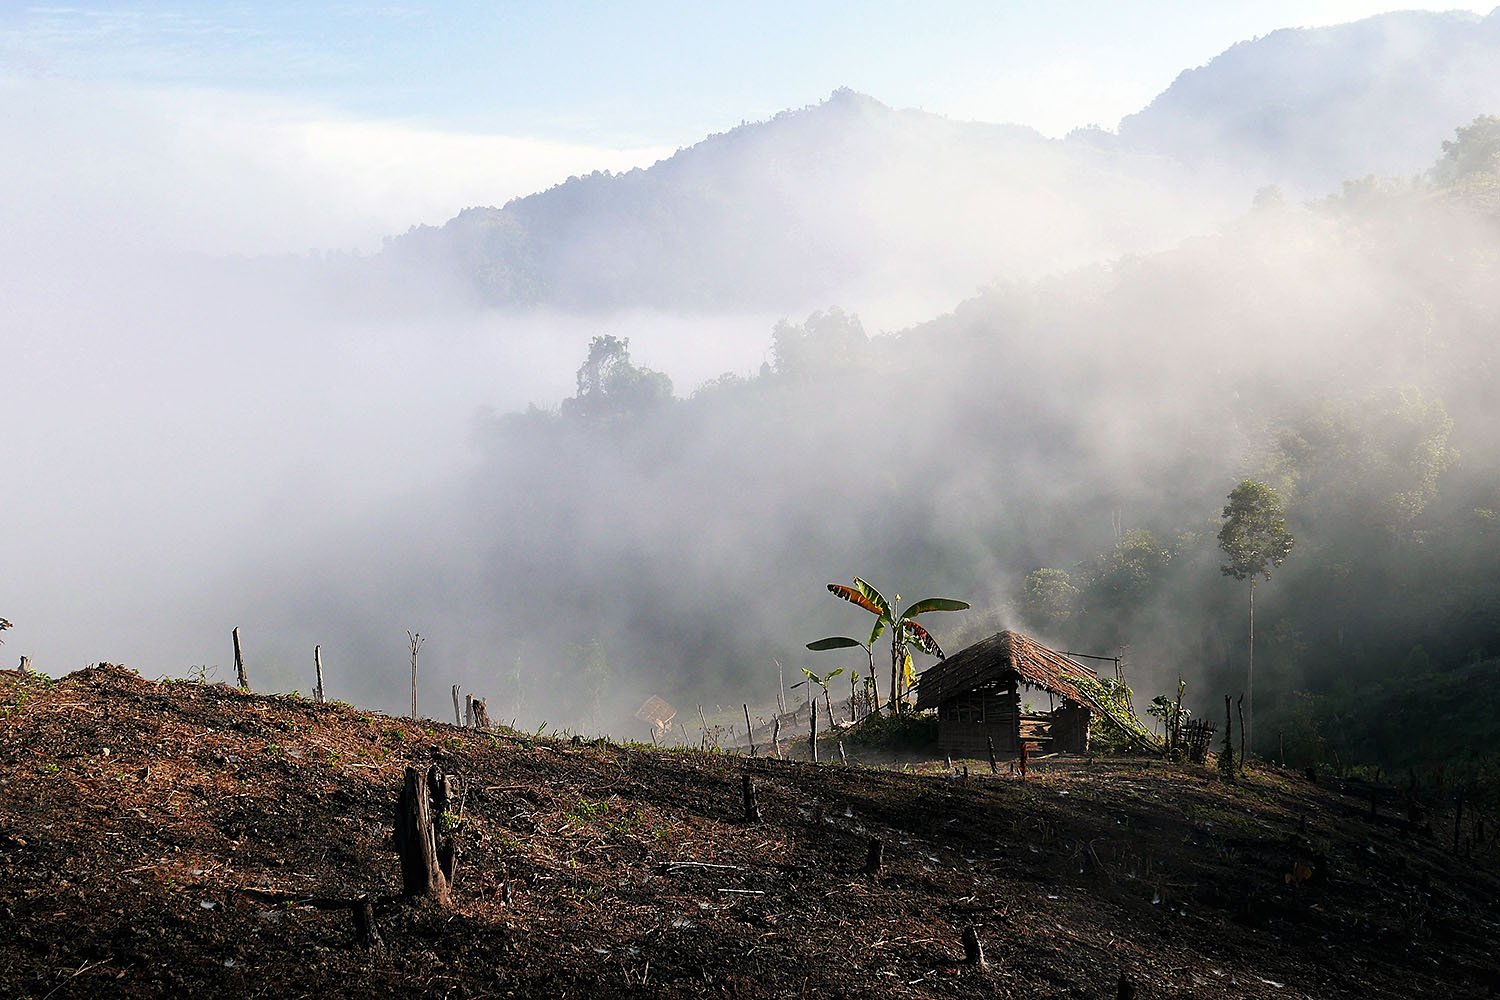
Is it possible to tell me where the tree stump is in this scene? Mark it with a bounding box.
[352,896,382,949]
[961,925,986,968]
[472,698,491,732]
[394,765,459,906]
[864,838,884,876]
[742,774,760,822]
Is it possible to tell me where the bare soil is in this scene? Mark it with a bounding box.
[1,664,1497,998]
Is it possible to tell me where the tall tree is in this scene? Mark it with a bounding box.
[1218,481,1294,753]
[563,335,673,423]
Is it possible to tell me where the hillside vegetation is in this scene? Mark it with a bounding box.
[3,664,1496,998]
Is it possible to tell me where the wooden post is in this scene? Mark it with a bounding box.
[1171,676,1185,756]
[742,774,760,822]
[1279,729,1286,767]
[1019,740,1029,780]
[1237,695,1247,775]
[232,627,248,690]
[698,704,711,750]
[393,765,453,905]
[1222,696,1235,780]
[452,685,462,727]
[314,645,325,703]
[809,699,818,762]
[838,740,848,765]
[772,717,783,760]
[961,925,986,968]
[946,755,954,772]
[744,704,756,756]
[864,838,884,875]
[465,694,474,728]
[987,737,998,775]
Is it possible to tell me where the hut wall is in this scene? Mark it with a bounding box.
[1051,700,1091,753]
[937,687,1020,757]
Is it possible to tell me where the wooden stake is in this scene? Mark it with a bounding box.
[961,925,986,968]
[864,838,884,876]
[1222,695,1235,780]
[742,774,760,823]
[232,626,248,690]
[1237,694,1247,776]
[987,737,998,775]
[452,684,462,727]
[744,704,756,756]
[314,645,325,703]
[809,699,818,762]
[465,694,474,728]
[838,740,848,765]
[772,717,783,760]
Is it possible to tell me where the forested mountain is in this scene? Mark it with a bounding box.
[1117,8,1500,191]
[378,88,1221,315]
[376,10,1500,317]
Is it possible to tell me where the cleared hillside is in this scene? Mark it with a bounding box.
[1,664,1496,998]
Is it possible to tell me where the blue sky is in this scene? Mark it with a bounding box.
[6,2,1493,141]
[2,2,1493,252]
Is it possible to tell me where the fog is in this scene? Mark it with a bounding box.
[4,57,1499,750]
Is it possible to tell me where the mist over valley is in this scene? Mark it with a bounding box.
[6,7,1500,774]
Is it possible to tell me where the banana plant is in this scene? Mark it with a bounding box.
[791,666,844,729]
[807,578,969,714]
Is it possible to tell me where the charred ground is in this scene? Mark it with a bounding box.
[0,664,1496,999]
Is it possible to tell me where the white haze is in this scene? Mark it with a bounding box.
[3,29,1496,731]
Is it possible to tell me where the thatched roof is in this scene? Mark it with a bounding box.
[914,630,1106,714]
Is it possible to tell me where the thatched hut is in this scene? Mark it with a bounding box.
[914,630,1110,757]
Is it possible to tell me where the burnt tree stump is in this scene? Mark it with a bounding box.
[394,765,459,905]
[352,896,382,949]
[742,773,760,823]
[864,837,884,876]
[961,925,986,968]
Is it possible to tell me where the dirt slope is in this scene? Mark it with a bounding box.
[1,664,1496,998]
